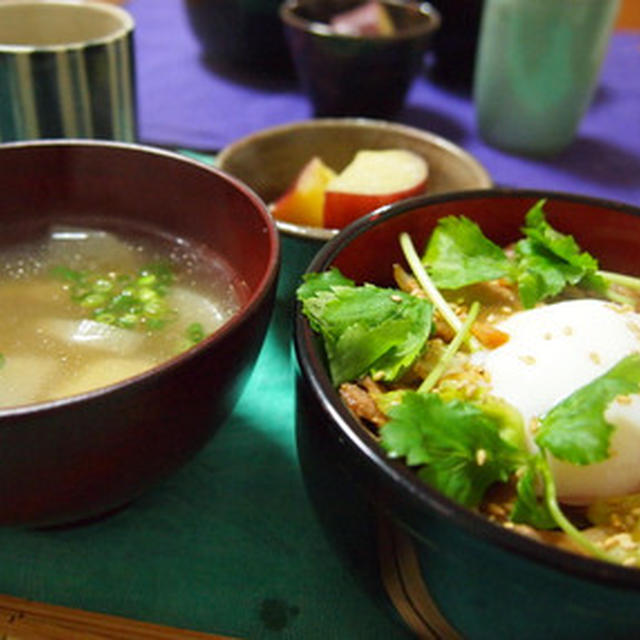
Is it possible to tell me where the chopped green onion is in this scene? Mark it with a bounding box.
[93,278,114,293]
[137,274,157,286]
[186,322,206,344]
[53,261,177,331]
[50,265,84,283]
[94,312,116,325]
[80,292,108,309]
[176,323,208,353]
[116,313,139,329]
[138,287,158,303]
[146,317,168,331]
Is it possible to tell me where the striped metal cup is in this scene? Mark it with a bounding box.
[0,0,136,142]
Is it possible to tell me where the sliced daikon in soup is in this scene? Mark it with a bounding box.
[0,222,243,408]
[49,356,157,400]
[46,226,143,272]
[166,286,229,332]
[41,319,145,355]
[0,356,59,407]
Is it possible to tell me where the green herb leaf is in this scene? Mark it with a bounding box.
[401,232,480,350]
[514,200,605,307]
[297,268,354,301]
[0,353,5,370]
[521,200,600,273]
[296,268,356,334]
[514,238,586,308]
[511,455,557,529]
[299,275,433,385]
[381,391,523,507]
[418,202,607,308]
[536,353,640,465]
[421,216,512,289]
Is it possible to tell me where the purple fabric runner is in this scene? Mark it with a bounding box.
[128,0,640,207]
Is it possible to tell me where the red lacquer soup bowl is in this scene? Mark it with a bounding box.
[0,140,279,526]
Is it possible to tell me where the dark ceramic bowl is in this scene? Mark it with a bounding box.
[279,0,440,118]
[0,140,279,527]
[217,117,491,301]
[294,189,640,638]
[183,0,293,73]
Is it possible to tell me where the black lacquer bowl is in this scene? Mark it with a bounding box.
[293,189,640,638]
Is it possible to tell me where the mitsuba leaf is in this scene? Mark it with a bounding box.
[521,200,599,273]
[298,273,433,385]
[418,202,606,308]
[297,268,354,301]
[381,391,522,507]
[536,353,640,465]
[511,455,557,529]
[421,216,512,289]
[514,238,586,308]
[514,200,606,307]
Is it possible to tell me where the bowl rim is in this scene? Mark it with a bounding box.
[0,138,280,416]
[0,0,135,53]
[279,0,441,40]
[294,186,640,589]
[216,117,493,242]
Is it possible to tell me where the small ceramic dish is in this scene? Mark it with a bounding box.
[217,117,491,299]
[279,0,441,118]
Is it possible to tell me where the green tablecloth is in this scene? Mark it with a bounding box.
[0,296,412,639]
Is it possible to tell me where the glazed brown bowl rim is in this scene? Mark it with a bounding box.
[294,187,640,590]
[216,117,493,242]
[0,138,280,418]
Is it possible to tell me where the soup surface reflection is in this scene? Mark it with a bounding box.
[0,224,243,408]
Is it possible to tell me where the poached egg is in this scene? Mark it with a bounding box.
[473,298,640,504]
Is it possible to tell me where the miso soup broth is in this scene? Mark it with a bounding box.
[0,224,244,408]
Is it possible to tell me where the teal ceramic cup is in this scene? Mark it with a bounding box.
[473,0,620,156]
[0,0,136,142]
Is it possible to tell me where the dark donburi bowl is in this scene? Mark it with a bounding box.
[0,140,279,527]
[280,0,440,118]
[294,189,640,638]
